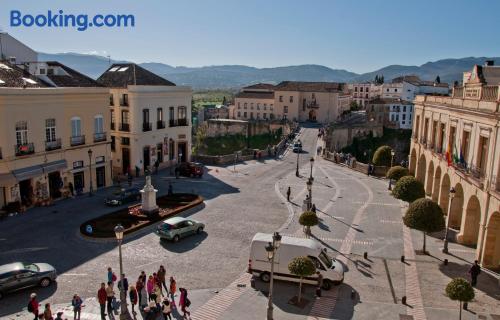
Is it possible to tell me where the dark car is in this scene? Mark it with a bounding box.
[105,187,141,206]
[175,162,204,178]
[0,262,57,299]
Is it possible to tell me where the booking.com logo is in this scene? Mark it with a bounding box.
[10,10,135,31]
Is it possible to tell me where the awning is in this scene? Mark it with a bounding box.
[41,159,67,173]
[0,172,17,187]
[12,165,43,181]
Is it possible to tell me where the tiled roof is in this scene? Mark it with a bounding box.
[243,83,275,90]
[392,75,448,88]
[97,63,176,88]
[476,65,500,85]
[43,61,103,87]
[235,91,275,99]
[369,98,412,105]
[274,81,344,92]
[0,61,47,88]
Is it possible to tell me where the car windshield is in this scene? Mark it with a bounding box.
[161,224,173,231]
[318,251,333,269]
[23,264,39,272]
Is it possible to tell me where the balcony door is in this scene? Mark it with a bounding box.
[71,117,82,137]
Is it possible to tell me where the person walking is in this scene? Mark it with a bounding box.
[161,298,172,320]
[28,293,39,320]
[316,271,323,297]
[129,285,138,315]
[169,277,177,301]
[97,283,107,320]
[157,265,168,294]
[117,274,129,301]
[105,281,115,318]
[68,182,74,197]
[107,267,114,285]
[139,284,148,311]
[311,203,317,213]
[43,303,53,320]
[71,294,83,320]
[135,276,144,307]
[286,187,291,202]
[179,288,191,319]
[147,275,155,301]
[468,260,481,287]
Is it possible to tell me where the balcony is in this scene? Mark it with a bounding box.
[142,122,152,132]
[119,123,130,132]
[15,143,35,156]
[110,122,115,130]
[157,120,166,129]
[70,135,85,146]
[169,119,189,127]
[45,138,62,151]
[94,132,107,142]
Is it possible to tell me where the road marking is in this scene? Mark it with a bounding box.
[439,248,476,254]
[308,289,339,320]
[351,201,401,206]
[380,219,402,224]
[59,273,89,277]
[281,233,374,246]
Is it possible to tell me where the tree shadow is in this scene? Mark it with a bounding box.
[317,209,363,232]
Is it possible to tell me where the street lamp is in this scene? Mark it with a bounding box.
[266,232,281,320]
[443,187,456,254]
[309,157,314,180]
[88,149,93,196]
[114,224,132,320]
[306,178,313,210]
[388,149,396,190]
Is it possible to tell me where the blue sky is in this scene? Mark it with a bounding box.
[1,0,499,73]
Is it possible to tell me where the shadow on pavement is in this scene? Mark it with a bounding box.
[159,232,208,253]
[0,282,58,316]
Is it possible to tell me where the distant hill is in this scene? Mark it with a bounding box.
[38,52,500,89]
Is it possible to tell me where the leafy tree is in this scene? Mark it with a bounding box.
[193,123,207,155]
[445,278,474,320]
[404,198,445,252]
[393,176,425,203]
[222,96,227,105]
[374,75,379,84]
[386,166,409,182]
[299,211,319,238]
[372,145,393,166]
[288,257,316,304]
[350,101,360,111]
[435,75,441,84]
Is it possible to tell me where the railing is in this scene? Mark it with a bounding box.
[94,132,107,142]
[45,138,62,151]
[469,165,486,181]
[15,143,35,156]
[70,135,85,146]
[142,122,152,132]
[110,122,115,130]
[482,85,499,101]
[453,86,464,98]
[157,120,165,129]
[169,119,189,127]
[119,123,130,132]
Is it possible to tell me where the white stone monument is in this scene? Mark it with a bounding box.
[140,175,159,214]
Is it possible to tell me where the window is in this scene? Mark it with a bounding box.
[244,103,247,109]
[403,106,406,112]
[386,88,389,92]
[121,110,129,124]
[250,112,254,119]
[257,103,260,110]
[237,102,241,109]
[360,87,364,92]
[111,136,116,151]
[354,87,358,92]
[243,112,247,118]
[94,115,104,133]
[263,104,267,110]
[45,118,56,142]
[284,106,288,113]
[312,93,315,99]
[395,88,398,92]
[477,136,489,175]
[270,104,274,111]
[263,113,267,119]
[169,107,175,121]
[71,117,82,137]
[257,113,260,119]
[250,103,254,110]
[178,106,187,120]
[279,96,283,102]
[289,96,293,103]
[15,121,28,145]
[462,131,471,162]
[109,94,114,106]
[402,114,406,120]
[237,111,241,117]
[120,94,129,106]
[143,109,150,123]
[157,108,163,121]
[39,68,46,75]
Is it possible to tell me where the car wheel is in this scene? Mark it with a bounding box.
[196,227,203,234]
[260,272,271,283]
[173,235,180,243]
[40,277,51,287]
[321,279,332,291]
[332,278,343,286]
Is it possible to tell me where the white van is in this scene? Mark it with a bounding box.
[248,233,344,290]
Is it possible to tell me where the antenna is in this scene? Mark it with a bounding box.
[107,55,111,65]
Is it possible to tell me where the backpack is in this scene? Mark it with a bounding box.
[185,298,191,307]
[112,273,117,282]
[27,301,34,312]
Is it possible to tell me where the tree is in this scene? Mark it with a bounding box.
[299,211,319,238]
[386,166,409,182]
[372,145,393,166]
[288,257,316,304]
[222,96,227,105]
[380,75,384,84]
[392,175,425,203]
[193,123,207,155]
[445,278,474,320]
[350,101,360,111]
[404,198,445,252]
[435,75,441,84]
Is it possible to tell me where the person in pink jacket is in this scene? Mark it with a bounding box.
[146,275,155,301]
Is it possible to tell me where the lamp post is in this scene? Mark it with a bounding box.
[306,178,313,210]
[443,187,456,254]
[388,149,395,190]
[114,224,132,320]
[296,149,300,177]
[88,149,93,196]
[266,232,282,320]
[309,157,314,180]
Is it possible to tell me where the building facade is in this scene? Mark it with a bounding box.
[367,98,413,129]
[233,84,275,121]
[0,62,112,210]
[347,82,381,108]
[97,64,192,176]
[409,63,500,269]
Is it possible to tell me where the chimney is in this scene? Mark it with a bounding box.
[8,56,16,64]
[485,60,494,66]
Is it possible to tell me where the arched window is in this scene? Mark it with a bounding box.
[94,115,104,133]
[71,117,81,137]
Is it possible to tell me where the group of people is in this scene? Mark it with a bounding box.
[27,292,83,320]
[98,266,192,320]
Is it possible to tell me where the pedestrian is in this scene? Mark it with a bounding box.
[129,285,138,315]
[139,284,148,310]
[469,260,481,287]
[107,267,113,285]
[105,281,115,317]
[179,288,191,319]
[153,283,162,304]
[157,265,168,294]
[168,183,173,196]
[117,274,129,299]
[311,203,316,213]
[97,282,107,320]
[28,293,39,320]
[169,277,177,300]
[68,182,74,197]
[71,294,82,320]
[135,165,140,177]
[286,187,291,202]
[43,303,53,320]
[147,275,155,301]
[54,311,64,320]
[162,298,172,320]
[135,276,144,307]
[316,271,323,297]
[143,301,158,320]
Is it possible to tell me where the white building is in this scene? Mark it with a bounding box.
[387,99,414,129]
[382,75,449,101]
[347,82,381,108]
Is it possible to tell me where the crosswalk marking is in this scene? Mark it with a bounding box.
[280,233,374,246]
[307,288,339,320]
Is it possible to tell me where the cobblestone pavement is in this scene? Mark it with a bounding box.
[2,125,499,320]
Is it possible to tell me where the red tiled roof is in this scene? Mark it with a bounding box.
[235,91,274,99]
[274,81,344,92]
[243,83,275,90]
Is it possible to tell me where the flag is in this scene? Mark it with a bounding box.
[446,143,452,166]
[453,144,460,164]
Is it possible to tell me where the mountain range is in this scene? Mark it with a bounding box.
[38,52,500,90]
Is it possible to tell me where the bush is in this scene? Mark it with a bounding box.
[393,176,425,203]
[299,211,319,238]
[372,145,393,166]
[288,256,316,303]
[386,166,409,181]
[445,278,474,319]
[404,198,445,252]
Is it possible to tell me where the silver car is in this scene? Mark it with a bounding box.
[0,262,57,299]
[155,217,205,242]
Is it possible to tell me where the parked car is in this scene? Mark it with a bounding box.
[292,142,302,153]
[175,162,204,178]
[155,217,205,242]
[105,187,141,206]
[0,262,57,299]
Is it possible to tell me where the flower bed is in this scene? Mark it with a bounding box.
[80,193,203,238]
